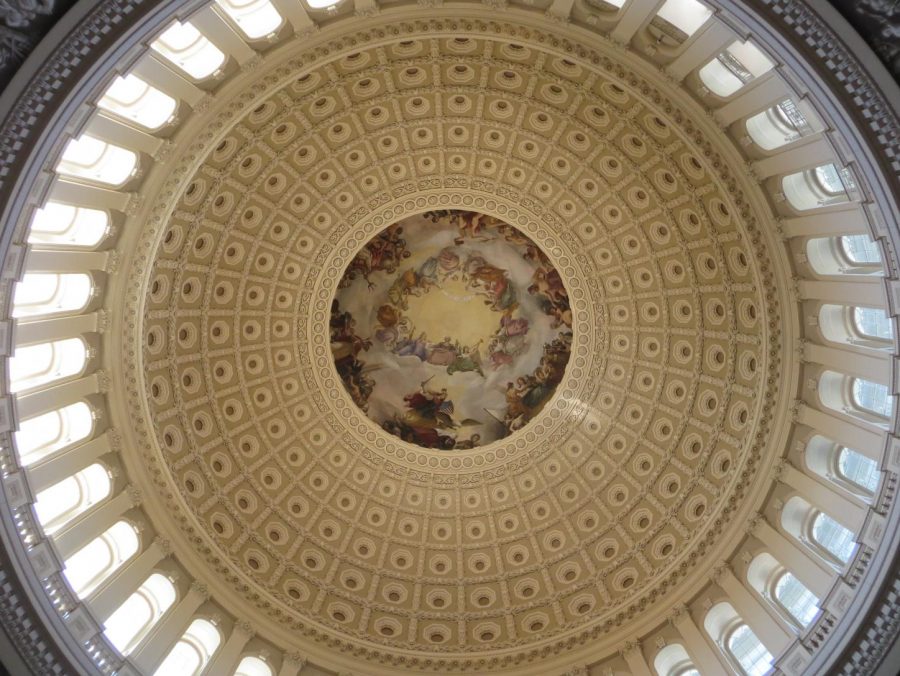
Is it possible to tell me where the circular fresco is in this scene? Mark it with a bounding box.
[331,210,573,449]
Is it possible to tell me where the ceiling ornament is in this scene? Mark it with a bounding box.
[120,21,787,670]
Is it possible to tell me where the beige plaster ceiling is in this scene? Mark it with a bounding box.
[120,25,789,671]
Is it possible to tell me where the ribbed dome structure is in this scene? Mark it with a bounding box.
[0,1,898,675]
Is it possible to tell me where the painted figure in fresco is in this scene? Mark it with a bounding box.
[330,300,375,411]
[339,225,411,289]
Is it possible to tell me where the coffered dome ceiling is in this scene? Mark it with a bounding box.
[125,29,787,668]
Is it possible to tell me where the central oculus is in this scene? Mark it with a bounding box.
[331,210,572,449]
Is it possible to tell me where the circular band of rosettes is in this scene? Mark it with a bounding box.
[133,30,779,662]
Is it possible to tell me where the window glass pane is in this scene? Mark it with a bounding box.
[838,448,880,492]
[774,573,819,626]
[852,378,892,417]
[840,235,882,264]
[215,0,283,39]
[154,619,220,676]
[29,202,109,247]
[104,573,176,654]
[98,75,177,130]
[57,136,137,186]
[812,512,856,562]
[12,273,93,318]
[9,338,87,392]
[814,164,845,195]
[853,307,892,340]
[655,0,712,37]
[15,403,93,465]
[307,0,341,7]
[235,655,273,676]
[151,22,226,80]
[727,624,773,676]
[63,521,139,597]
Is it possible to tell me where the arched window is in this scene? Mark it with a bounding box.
[805,435,880,499]
[648,0,712,47]
[14,402,94,466]
[12,273,93,318]
[851,378,892,418]
[841,235,882,265]
[215,0,283,39]
[29,202,109,247]
[727,624,773,675]
[812,512,856,563]
[837,447,880,494]
[153,618,221,676]
[8,338,87,393]
[698,40,774,97]
[782,164,851,211]
[33,463,111,534]
[746,99,814,150]
[704,602,773,676]
[104,573,177,655]
[234,655,274,676]
[63,520,139,598]
[56,135,138,187]
[653,643,699,676]
[98,74,177,131]
[306,0,343,8]
[853,307,892,341]
[151,22,226,80]
[774,572,820,627]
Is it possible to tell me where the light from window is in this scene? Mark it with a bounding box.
[14,403,94,465]
[812,512,856,563]
[653,643,699,676]
[838,447,880,493]
[853,307,892,340]
[699,40,774,97]
[841,235,882,264]
[29,202,109,247]
[13,273,92,318]
[98,74,177,130]
[153,618,221,676]
[104,573,176,655]
[814,164,847,196]
[727,624,773,676]
[234,655,273,676]
[151,22,226,80]
[852,378,892,418]
[57,135,137,186]
[63,520,139,597]
[215,0,283,39]
[33,463,110,534]
[9,338,87,393]
[655,0,712,38]
[774,572,819,627]
[307,0,342,7]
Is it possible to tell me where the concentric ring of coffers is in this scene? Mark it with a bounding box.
[132,32,779,659]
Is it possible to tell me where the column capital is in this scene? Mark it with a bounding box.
[189,580,210,600]
[709,560,730,584]
[618,639,641,658]
[667,603,690,625]
[745,512,764,535]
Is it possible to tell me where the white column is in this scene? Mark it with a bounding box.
[667,22,734,81]
[752,134,834,178]
[714,73,792,126]
[620,641,653,676]
[749,516,834,599]
[798,279,885,307]
[49,178,132,212]
[86,114,164,156]
[88,537,170,622]
[805,343,890,385]
[204,622,254,674]
[130,582,208,673]
[191,6,257,66]
[15,373,102,419]
[715,565,794,658]
[14,313,101,347]
[130,55,207,107]
[53,488,137,559]
[669,605,731,674]
[268,0,314,32]
[779,463,867,532]
[277,654,306,676]
[27,432,112,493]
[781,203,870,238]
[610,0,666,43]
[25,249,111,274]
[797,404,885,460]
